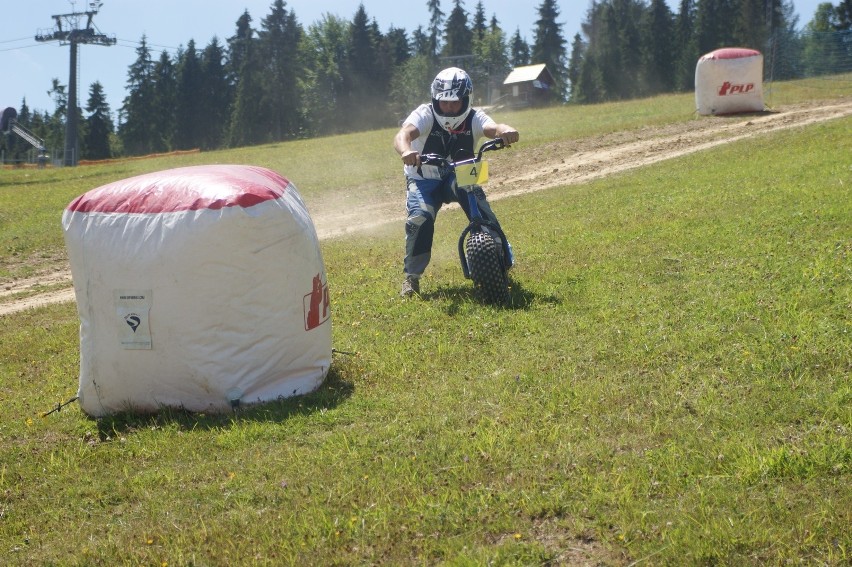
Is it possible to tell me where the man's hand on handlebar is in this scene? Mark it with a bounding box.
[401,149,421,167]
[498,129,519,146]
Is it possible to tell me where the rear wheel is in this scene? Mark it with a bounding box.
[466,231,510,305]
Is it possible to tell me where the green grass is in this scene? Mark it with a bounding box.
[765,72,852,107]
[1,84,850,565]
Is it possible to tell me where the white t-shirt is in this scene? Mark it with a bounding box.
[402,104,496,180]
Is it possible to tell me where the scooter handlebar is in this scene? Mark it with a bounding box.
[418,139,507,170]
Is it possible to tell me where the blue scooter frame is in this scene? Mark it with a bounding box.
[421,139,513,302]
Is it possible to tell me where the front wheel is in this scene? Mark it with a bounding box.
[465,231,510,305]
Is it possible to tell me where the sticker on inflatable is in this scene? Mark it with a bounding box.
[114,289,153,349]
[304,273,330,331]
[455,161,488,186]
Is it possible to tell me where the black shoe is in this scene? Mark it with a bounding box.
[400,276,420,297]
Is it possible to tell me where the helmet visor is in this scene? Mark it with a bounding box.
[435,98,468,117]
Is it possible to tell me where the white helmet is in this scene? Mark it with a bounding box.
[431,67,473,132]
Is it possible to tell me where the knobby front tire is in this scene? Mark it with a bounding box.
[465,231,510,305]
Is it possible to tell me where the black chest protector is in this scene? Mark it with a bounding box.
[422,106,477,161]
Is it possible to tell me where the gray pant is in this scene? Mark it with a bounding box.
[404,174,502,278]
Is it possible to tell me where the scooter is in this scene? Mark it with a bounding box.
[420,139,514,305]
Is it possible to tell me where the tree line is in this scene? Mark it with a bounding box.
[3,0,849,163]
[568,0,851,103]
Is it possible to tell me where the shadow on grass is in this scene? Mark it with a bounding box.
[423,278,560,314]
[93,363,355,441]
[711,109,779,119]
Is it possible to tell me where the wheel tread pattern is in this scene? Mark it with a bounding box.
[465,231,510,305]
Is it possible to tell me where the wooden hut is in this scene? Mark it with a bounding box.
[498,64,555,107]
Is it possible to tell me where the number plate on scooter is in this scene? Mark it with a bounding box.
[455,161,489,186]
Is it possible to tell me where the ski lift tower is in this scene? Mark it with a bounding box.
[35,1,116,166]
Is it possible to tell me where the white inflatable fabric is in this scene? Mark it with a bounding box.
[62,165,331,416]
[695,48,764,116]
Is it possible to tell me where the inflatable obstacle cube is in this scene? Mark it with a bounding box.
[695,48,764,115]
[62,165,331,416]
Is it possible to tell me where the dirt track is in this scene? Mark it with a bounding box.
[2,99,850,316]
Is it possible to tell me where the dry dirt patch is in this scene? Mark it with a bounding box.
[2,99,850,316]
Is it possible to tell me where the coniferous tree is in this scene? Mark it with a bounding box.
[46,79,68,155]
[427,0,445,58]
[30,110,52,160]
[673,0,699,91]
[737,0,767,48]
[642,0,675,94]
[344,5,380,131]
[615,0,646,97]
[734,0,791,52]
[473,1,487,41]
[121,36,158,155]
[83,81,113,160]
[583,0,658,100]
[836,0,852,28]
[444,0,473,58]
[567,32,585,101]
[694,0,738,55]
[257,0,304,140]
[150,51,176,152]
[17,99,31,127]
[596,2,621,100]
[199,38,231,149]
[572,1,607,103]
[173,40,204,150]
[693,0,717,55]
[573,52,605,103]
[369,18,383,44]
[226,11,254,98]
[383,26,412,67]
[770,0,795,37]
[510,28,531,66]
[228,36,266,147]
[49,77,85,162]
[574,1,626,102]
[531,0,568,100]
[19,99,34,160]
[411,26,432,56]
[226,11,263,147]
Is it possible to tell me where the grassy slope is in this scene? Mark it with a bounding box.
[0,86,850,565]
[0,91,700,281]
